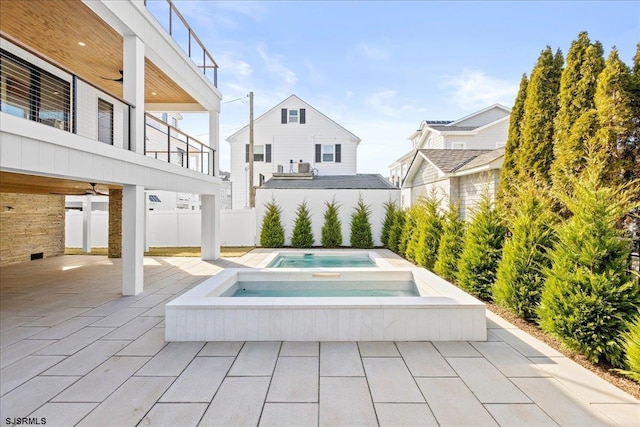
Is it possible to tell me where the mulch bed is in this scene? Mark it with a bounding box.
[486,302,640,400]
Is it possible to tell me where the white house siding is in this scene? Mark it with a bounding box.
[454,108,510,128]
[457,170,501,220]
[255,188,399,247]
[427,132,445,149]
[443,121,508,150]
[411,159,441,187]
[228,96,359,209]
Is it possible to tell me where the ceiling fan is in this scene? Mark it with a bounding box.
[51,183,109,196]
[101,70,123,83]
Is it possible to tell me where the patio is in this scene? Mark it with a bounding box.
[0,250,637,426]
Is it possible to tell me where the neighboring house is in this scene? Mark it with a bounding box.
[226,94,361,209]
[388,104,510,209]
[219,171,232,210]
[402,148,505,219]
[0,0,222,295]
[256,174,399,247]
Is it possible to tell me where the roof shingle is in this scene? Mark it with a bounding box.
[261,174,397,190]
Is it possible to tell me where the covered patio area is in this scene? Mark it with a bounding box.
[0,251,637,426]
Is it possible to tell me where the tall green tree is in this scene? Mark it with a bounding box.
[552,32,605,195]
[399,204,417,256]
[321,199,342,248]
[519,47,563,187]
[631,43,640,182]
[538,152,640,366]
[350,197,374,249]
[405,202,425,264]
[595,48,635,184]
[260,200,285,248]
[388,209,405,253]
[415,192,443,270]
[494,184,556,320]
[456,191,506,300]
[618,314,640,382]
[497,73,528,215]
[290,201,314,248]
[434,201,465,282]
[380,201,397,248]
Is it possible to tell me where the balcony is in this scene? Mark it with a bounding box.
[0,38,215,176]
[144,0,218,87]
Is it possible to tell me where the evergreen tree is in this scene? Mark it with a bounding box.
[350,197,374,249]
[519,47,563,187]
[631,43,640,182]
[456,191,506,300]
[290,201,314,248]
[538,152,640,366]
[434,201,465,282]
[321,199,342,248]
[494,184,556,320]
[260,200,285,248]
[497,73,528,215]
[380,201,397,248]
[388,209,405,253]
[552,33,606,195]
[594,48,635,184]
[399,205,417,256]
[405,202,425,264]
[415,191,443,270]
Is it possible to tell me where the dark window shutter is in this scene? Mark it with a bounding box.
[245,144,249,162]
[315,144,321,163]
[265,144,272,163]
[335,144,341,163]
[300,108,306,124]
[281,108,287,124]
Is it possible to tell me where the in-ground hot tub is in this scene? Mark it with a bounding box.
[165,268,486,342]
[256,250,393,269]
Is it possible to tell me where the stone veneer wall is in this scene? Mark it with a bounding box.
[0,193,65,267]
[108,189,122,258]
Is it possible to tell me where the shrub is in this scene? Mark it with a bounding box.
[388,209,405,253]
[350,197,374,249]
[618,314,640,381]
[538,154,640,366]
[456,191,506,300]
[494,184,555,320]
[321,199,342,248]
[380,201,397,248]
[434,201,465,282]
[415,192,443,270]
[291,201,314,248]
[404,203,424,263]
[260,200,285,247]
[400,204,419,259]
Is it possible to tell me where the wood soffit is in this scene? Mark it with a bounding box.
[0,0,197,105]
[0,172,121,196]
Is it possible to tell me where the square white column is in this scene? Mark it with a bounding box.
[123,35,145,154]
[122,184,145,295]
[82,195,92,253]
[201,193,220,260]
[209,109,219,177]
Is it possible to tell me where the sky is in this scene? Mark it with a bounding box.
[148,0,639,176]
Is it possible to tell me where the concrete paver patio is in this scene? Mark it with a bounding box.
[0,250,638,426]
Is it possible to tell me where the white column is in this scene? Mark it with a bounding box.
[144,191,150,252]
[123,35,145,154]
[82,195,92,253]
[122,184,145,295]
[201,193,220,260]
[209,109,219,177]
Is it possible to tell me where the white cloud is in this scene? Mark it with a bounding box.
[366,89,401,118]
[217,52,252,78]
[256,44,297,86]
[213,1,267,20]
[357,41,390,61]
[441,70,518,109]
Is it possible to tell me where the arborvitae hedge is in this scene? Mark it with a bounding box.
[290,201,314,248]
[434,202,465,282]
[493,184,555,320]
[350,197,373,249]
[405,203,424,264]
[388,209,405,253]
[415,193,443,270]
[380,201,397,248]
[456,191,506,300]
[538,154,640,366]
[321,199,342,248]
[619,314,640,381]
[260,200,285,248]
[398,205,417,256]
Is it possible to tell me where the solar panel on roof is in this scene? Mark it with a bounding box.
[148,195,161,203]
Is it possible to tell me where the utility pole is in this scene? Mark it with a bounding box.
[248,91,255,208]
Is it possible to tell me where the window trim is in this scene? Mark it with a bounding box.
[322,144,334,162]
[451,141,466,150]
[288,109,298,123]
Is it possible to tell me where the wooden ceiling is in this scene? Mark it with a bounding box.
[0,0,197,105]
[0,172,121,196]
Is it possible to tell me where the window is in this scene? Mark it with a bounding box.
[322,144,334,162]
[254,145,265,162]
[0,49,70,130]
[451,142,466,149]
[289,109,298,123]
[97,98,113,145]
[281,108,306,124]
[245,144,272,162]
